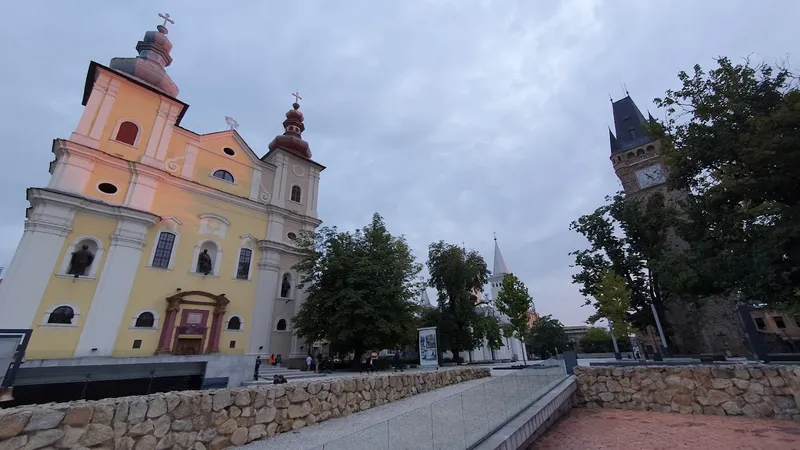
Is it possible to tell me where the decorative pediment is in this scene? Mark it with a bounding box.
[160,216,183,232]
[199,214,230,238]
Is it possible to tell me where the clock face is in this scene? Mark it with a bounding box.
[635,164,666,189]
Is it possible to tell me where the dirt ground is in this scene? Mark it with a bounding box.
[532,408,800,450]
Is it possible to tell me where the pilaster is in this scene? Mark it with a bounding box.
[247,246,281,354]
[48,152,95,195]
[88,79,121,141]
[0,201,74,329]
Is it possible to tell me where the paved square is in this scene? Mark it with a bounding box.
[532,408,800,449]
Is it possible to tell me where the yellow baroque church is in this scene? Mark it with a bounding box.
[0,18,323,393]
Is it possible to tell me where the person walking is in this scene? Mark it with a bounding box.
[306,354,313,372]
[393,350,402,373]
[253,355,262,381]
[275,354,282,368]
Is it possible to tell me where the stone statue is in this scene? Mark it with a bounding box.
[281,275,291,298]
[68,244,95,277]
[197,249,213,275]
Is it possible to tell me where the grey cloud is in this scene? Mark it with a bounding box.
[1,0,798,325]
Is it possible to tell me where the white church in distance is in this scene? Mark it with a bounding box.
[434,238,531,363]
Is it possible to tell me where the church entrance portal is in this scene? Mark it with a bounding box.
[155,291,230,355]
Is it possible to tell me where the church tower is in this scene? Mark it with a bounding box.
[488,237,508,301]
[607,95,745,356]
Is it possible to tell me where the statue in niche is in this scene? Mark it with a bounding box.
[68,244,95,277]
[280,274,291,298]
[197,249,213,275]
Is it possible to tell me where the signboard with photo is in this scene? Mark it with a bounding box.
[417,326,438,367]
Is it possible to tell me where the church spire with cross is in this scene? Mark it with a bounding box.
[109,12,179,97]
[488,234,509,301]
[268,92,313,159]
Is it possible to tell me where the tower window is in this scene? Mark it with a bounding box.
[773,316,787,329]
[754,317,766,330]
[212,170,235,183]
[115,121,139,146]
[290,185,302,203]
[229,340,236,349]
[97,182,119,194]
[223,147,236,156]
[276,319,287,331]
[132,340,142,349]
[637,148,644,156]
[152,232,176,268]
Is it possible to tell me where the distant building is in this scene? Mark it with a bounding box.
[749,307,800,353]
[564,325,590,349]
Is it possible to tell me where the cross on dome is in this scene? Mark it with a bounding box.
[159,13,174,27]
[292,92,302,104]
[225,116,239,131]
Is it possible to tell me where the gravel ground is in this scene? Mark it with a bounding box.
[532,408,800,450]
[241,370,515,450]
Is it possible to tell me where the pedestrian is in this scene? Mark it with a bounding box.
[268,354,276,365]
[393,350,402,373]
[276,354,282,368]
[254,355,262,381]
[306,354,313,372]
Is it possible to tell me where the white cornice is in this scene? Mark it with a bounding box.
[59,139,323,228]
[28,188,159,227]
[257,239,304,257]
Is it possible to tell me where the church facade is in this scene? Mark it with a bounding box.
[0,18,323,370]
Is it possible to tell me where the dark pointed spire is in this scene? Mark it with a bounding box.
[609,128,619,153]
[609,95,654,155]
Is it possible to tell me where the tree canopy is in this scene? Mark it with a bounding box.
[495,273,534,364]
[527,315,569,359]
[579,327,614,353]
[650,57,800,310]
[590,268,635,340]
[292,213,423,359]
[426,241,490,360]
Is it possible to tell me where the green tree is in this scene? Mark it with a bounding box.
[426,241,490,362]
[527,315,569,359]
[569,192,674,335]
[579,327,614,353]
[591,268,635,341]
[495,273,534,365]
[649,57,800,310]
[292,213,423,362]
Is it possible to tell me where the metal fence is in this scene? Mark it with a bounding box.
[316,361,567,450]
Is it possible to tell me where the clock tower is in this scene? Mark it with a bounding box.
[608,95,670,198]
[607,95,746,357]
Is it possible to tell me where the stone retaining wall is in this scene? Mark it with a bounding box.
[575,365,800,421]
[0,367,490,450]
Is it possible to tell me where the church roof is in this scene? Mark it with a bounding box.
[609,95,656,155]
[492,238,508,277]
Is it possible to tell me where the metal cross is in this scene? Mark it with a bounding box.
[225,116,239,131]
[292,92,302,104]
[158,13,174,27]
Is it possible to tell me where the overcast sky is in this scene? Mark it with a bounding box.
[0,1,796,326]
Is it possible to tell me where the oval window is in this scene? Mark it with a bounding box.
[287,232,297,241]
[223,147,235,156]
[98,183,118,194]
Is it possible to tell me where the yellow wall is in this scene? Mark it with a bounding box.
[27,213,119,359]
[100,82,160,160]
[113,182,267,356]
[82,161,131,204]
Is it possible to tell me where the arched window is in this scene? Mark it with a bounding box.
[48,306,75,325]
[276,318,287,331]
[212,170,235,183]
[135,312,155,328]
[227,316,242,331]
[152,232,176,269]
[636,148,644,156]
[627,152,635,159]
[236,248,252,280]
[115,121,139,146]
[290,185,302,203]
[646,145,655,152]
[280,273,292,298]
